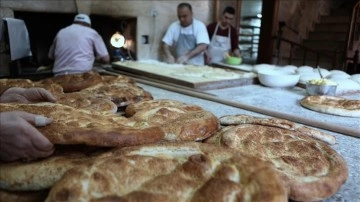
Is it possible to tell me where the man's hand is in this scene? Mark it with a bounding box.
[176,55,189,64]
[0,87,56,103]
[165,55,176,64]
[0,111,54,162]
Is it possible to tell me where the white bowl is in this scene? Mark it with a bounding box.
[258,70,300,88]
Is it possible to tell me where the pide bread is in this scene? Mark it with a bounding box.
[80,82,153,107]
[125,100,219,142]
[205,123,348,201]
[219,114,336,145]
[0,145,109,191]
[125,99,203,117]
[0,103,164,147]
[300,95,360,117]
[45,142,288,202]
[38,71,103,93]
[0,78,64,96]
[0,101,218,145]
[57,92,118,113]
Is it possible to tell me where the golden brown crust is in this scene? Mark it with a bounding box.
[0,78,64,96]
[38,71,103,92]
[45,143,288,202]
[300,95,360,117]
[57,92,118,113]
[0,103,164,147]
[80,82,153,107]
[100,75,135,85]
[126,100,218,142]
[219,114,336,145]
[205,124,348,201]
[0,145,111,191]
[125,99,203,117]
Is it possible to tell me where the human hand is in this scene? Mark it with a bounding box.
[165,55,176,64]
[0,87,56,103]
[176,55,189,64]
[0,111,55,162]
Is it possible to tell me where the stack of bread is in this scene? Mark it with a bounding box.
[0,72,349,202]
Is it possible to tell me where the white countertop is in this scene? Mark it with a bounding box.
[137,82,360,202]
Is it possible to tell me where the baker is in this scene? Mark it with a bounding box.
[205,6,241,64]
[48,13,110,76]
[162,2,210,66]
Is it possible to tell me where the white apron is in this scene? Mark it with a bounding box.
[208,23,231,63]
[176,22,204,65]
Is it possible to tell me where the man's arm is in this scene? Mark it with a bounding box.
[97,55,110,64]
[163,42,175,63]
[177,43,208,64]
[185,43,208,59]
[233,48,241,58]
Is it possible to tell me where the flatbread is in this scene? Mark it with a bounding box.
[45,142,288,202]
[125,99,203,117]
[300,95,360,117]
[0,145,110,191]
[218,114,336,145]
[80,82,153,107]
[38,71,103,93]
[125,99,218,142]
[0,103,164,147]
[205,124,348,201]
[0,78,64,96]
[57,92,118,113]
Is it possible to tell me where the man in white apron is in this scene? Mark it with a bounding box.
[205,6,241,64]
[162,3,210,66]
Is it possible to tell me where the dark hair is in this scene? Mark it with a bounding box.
[178,2,192,11]
[223,6,235,15]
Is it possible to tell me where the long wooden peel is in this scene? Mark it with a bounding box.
[101,69,360,139]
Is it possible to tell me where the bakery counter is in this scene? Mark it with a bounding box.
[136,83,360,202]
[205,85,360,133]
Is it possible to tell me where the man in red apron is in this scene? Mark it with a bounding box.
[162,3,210,66]
[205,6,241,64]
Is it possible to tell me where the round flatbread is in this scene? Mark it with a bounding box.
[45,142,288,202]
[125,99,203,117]
[205,124,348,201]
[38,71,102,93]
[57,92,118,113]
[0,103,164,147]
[300,95,360,117]
[80,82,153,107]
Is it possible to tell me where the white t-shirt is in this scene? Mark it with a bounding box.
[162,18,210,46]
[48,24,109,76]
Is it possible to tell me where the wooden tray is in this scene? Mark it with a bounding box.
[112,61,257,90]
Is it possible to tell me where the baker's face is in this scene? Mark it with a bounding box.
[221,12,234,27]
[177,7,193,27]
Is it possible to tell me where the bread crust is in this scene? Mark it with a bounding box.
[300,95,360,117]
[0,103,165,147]
[45,143,288,202]
[205,124,348,201]
[57,92,118,113]
[219,114,336,145]
[38,71,103,93]
[80,82,153,107]
[125,99,203,117]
